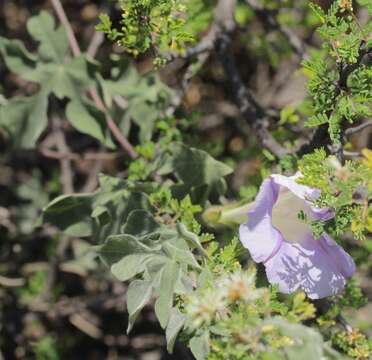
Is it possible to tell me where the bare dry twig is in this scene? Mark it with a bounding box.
[345,119,372,137]
[0,275,25,287]
[40,148,124,161]
[214,0,290,157]
[69,313,103,339]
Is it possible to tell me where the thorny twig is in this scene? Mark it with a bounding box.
[49,0,137,159]
[214,0,290,158]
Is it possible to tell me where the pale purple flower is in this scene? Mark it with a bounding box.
[239,173,355,299]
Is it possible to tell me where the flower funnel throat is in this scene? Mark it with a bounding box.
[271,187,315,244]
[239,174,355,299]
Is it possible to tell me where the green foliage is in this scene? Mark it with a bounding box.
[42,140,232,242]
[158,143,233,203]
[100,65,174,143]
[41,142,230,345]
[333,330,371,359]
[206,237,243,275]
[0,94,48,148]
[279,105,300,125]
[0,11,107,148]
[33,336,59,360]
[0,11,176,150]
[181,264,339,360]
[126,140,233,201]
[96,0,213,58]
[96,213,206,334]
[3,1,370,359]
[317,279,366,336]
[298,149,371,240]
[303,1,371,145]
[19,271,48,302]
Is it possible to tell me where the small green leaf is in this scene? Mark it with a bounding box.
[102,67,173,144]
[41,56,94,99]
[305,113,329,128]
[126,280,153,333]
[127,99,159,143]
[190,332,210,360]
[0,93,48,149]
[98,234,154,266]
[122,210,160,237]
[66,100,115,149]
[42,194,94,237]
[27,11,68,62]
[0,38,41,82]
[154,261,180,328]
[166,308,186,353]
[171,143,233,187]
[163,241,201,269]
[111,254,151,282]
[176,223,209,258]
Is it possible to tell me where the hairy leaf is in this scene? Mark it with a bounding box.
[126,280,153,333]
[27,10,68,63]
[111,254,151,282]
[42,194,94,237]
[154,261,180,328]
[66,100,115,148]
[190,332,210,360]
[166,308,186,353]
[0,93,48,148]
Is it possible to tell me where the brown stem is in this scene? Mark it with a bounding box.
[52,116,74,194]
[345,119,372,137]
[50,0,81,57]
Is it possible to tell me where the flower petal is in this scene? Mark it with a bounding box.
[239,178,282,263]
[320,234,356,278]
[271,173,320,201]
[264,233,355,299]
[271,173,334,221]
[311,206,335,221]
